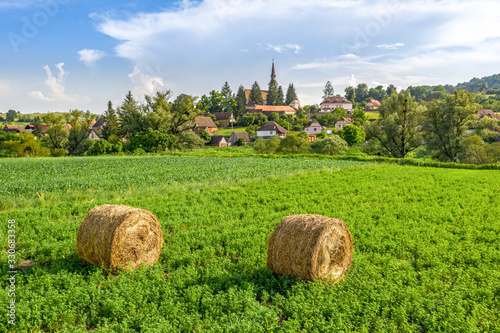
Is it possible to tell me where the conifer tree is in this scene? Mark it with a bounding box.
[267,79,279,105]
[249,81,264,105]
[285,83,298,105]
[277,86,285,105]
[235,85,247,119]
[102,101,120,140]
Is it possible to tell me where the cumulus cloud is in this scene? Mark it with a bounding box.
[31,62,68,101]
[89,0,500,106]
[128,67,165,97]
[78,49,105,67]
[267,43,301,54]
[376,43,404,50]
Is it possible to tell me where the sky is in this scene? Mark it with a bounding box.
[1,0,500,114]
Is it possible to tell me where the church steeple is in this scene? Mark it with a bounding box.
[271,60,276,80]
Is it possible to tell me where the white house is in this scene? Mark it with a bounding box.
[256,121,289,139]
[304,122,325,135]
[320,97,353,112]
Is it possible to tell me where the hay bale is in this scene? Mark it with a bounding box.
[77,204,163,270]
[267,214,353,282]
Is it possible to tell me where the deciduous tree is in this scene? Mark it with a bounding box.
[424,90,480,162]
[364,90,424,158]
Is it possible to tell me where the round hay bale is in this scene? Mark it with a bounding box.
[267,214,353,282]
[76,204,163,270]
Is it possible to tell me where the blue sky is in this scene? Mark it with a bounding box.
[2,0,500,114]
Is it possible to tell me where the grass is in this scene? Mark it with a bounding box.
[212,126,247,136]
[0,155,499,332]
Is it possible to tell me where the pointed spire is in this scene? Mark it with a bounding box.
[271,59,276,80]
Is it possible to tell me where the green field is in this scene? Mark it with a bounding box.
[1,155,499,332]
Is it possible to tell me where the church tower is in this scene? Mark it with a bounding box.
[271,60,276,81]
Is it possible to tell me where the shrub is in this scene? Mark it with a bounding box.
[338,124,366,145]
[50,148,68,157]
[178,130,205,150]
[126,129,179,153]
[311,135,348,155]
[277,132,310,154]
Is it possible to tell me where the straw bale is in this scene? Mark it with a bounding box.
[267,214,353,282]
[77,204,163,270]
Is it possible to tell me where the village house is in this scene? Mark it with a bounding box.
[87,129,101,140]
[3,124,26,133]
[246,105,297,117]
[92,117,106,131]
[320,96,353,113]
[213,112,234,127]
[477,109,500,120]
[256,121,289,139]
[227,131,251,146]
[304,122,325,135]
[335,117,354,131]
[365,99,381,112]
[209,135,228,147]
[194,116,218,134]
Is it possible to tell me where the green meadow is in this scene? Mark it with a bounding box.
[0,155,499,332]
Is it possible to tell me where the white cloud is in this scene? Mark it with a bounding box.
[128,67,165,97]
[30,63,90,103]
[267,43,301,54]
[78,49,105,67]
[376,43,404,50]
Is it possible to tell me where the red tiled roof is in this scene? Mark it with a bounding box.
[257,121,289,134]
[320,97,352,105]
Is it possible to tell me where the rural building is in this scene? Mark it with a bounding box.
[209,135,228,147]
[227,131,251,146]
[335,117,354,131]
[247,105,297,116]
[87,129,101,140]
[194,116,218,134]
[3,124,26,133]
[213,112,234,127]
[25,124,35,132]
[477,109,500,120]
[364,99,381,112]
[304,122,325,135]
[256,121,289,139]
[92,117,106,131]
[320,97,353,113]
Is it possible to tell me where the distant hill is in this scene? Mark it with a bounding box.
[454,74,500,92]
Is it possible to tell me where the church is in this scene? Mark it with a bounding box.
[244,62,300,115]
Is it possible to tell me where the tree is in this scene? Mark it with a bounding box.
[277,132,310,154]
[424,90,480,162]
[267,78,279,106]
[168,94,202,135]
[461,135,488,164]
[338,124,365,145]
[386,84,397,97]
[277,86,285,106]
[6,110,17,122]
[178,130,205,150]
[364,90,425,158]
[41,113,68,150]
[475,116,500,143]
[198,90,224,113]
[65,109,95,156]
[352,109,367,126]
[143,90,174,131]
[345,86,356,105]
[102,101,120,140]
[33,116,43,138]
[126,128,179,153]
[235,85,247,120]
[322,81,334,99]
[249,81,264,105]
[355,84,368,103]
[311,135,348,155]
[220,82,237,113]
[285,84,298,105]
[117,91,146,139]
